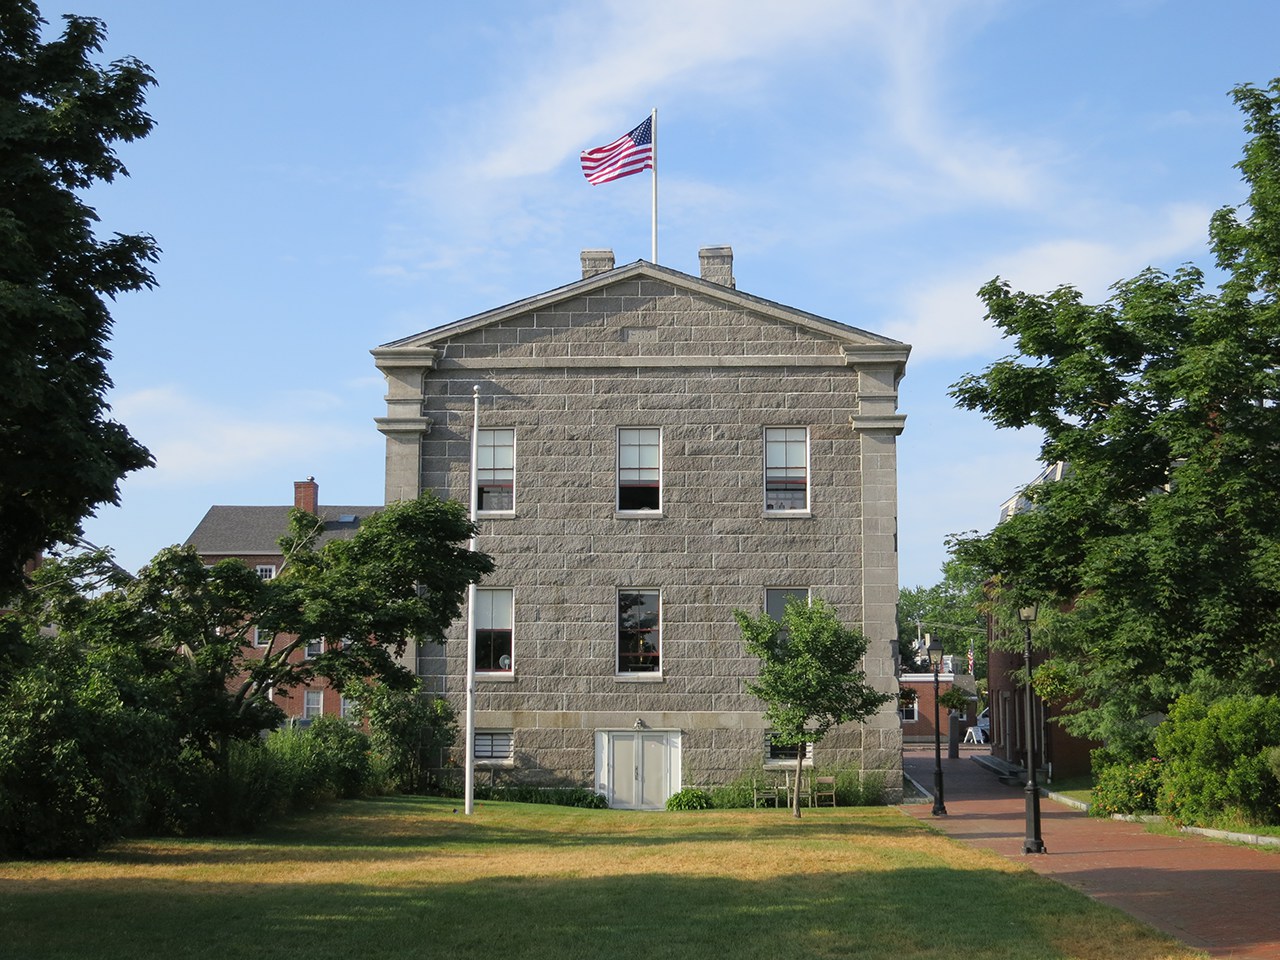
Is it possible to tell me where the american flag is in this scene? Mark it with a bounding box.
[580,116,654,185]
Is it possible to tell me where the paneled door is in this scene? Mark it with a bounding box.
[597,730,680,809]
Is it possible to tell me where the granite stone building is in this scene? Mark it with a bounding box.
[372,246,910,808]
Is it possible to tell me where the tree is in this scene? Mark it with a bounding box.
[897,557,988,679]
[948,79,1280,761]
[737,596,891,818]
[0,2,158,599]
[0,493,493,853]
[362,681,457,794]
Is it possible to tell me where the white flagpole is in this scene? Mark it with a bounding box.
[650,107,658,264]
[464,384,479,815]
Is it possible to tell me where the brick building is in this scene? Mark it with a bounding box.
[183,477,379,723]
[372,246,911,808]
[898,657,979,745]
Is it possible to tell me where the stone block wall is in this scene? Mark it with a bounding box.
[377,254,907,800]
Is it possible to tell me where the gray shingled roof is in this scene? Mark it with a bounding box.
[184,505,381,556]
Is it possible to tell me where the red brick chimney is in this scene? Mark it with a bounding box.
[294,476,318,514]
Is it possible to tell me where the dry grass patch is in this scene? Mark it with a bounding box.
[0,796,1205,960]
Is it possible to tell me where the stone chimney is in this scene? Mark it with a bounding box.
[294,476,318,514]
[699,246,734,288]
[581,249,615,279]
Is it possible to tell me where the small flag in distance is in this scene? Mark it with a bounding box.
[580,116,654,185]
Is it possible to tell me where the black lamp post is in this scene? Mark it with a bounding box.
[928,634,947,816]
[1019,604,1046,854]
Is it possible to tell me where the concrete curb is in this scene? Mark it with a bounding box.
[967,754,1280,849]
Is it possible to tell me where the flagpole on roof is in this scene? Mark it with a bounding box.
[650,107,658,264]
[464,384,479,816]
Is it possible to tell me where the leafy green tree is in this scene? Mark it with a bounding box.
[0,493,491,853]
[897,557,988,678]
[0,553,176,856]
[0,2,158,598]
[361,681,457,794]
[948,79,1280,760]
[737,596,891,818]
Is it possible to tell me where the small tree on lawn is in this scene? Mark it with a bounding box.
[737,596,892,818]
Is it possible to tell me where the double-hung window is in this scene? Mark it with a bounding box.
[303,689,323,720]
[899,697,919,723]
[475,588,514,673]
[476,428,515,512]
[255,564,276,580]
[764,427,809,512]
[617,427,661,511]
[304,638,324,659]
[617,589,661,674]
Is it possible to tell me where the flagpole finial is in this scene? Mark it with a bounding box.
[473,384,480,397]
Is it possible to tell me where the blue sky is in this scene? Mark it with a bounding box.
[68,0,1280,588]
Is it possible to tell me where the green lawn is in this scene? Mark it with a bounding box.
[0,797,1204,960]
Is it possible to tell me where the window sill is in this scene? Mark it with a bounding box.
[614,673,665,683]
[474,759,515,769]
[763,760,814,770]
[763,509,811,519]
[615,510,664,519]
[476,671,516,683]
[477,510,516,519]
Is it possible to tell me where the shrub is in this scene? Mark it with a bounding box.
[0,634,174,858]
[1155,693,1280,826]
[938,689,971,711]
[307,715,372,799]
[364,684,456,793]
[832,768,886,806]
[458,782,608,808]
[709,774,757,809]
[1090,757,1162,817]
[666,788,714,811]
[265,724,340,810]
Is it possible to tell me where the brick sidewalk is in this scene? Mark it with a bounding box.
[901,749,1280,959]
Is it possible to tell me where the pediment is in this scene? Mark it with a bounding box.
[374,259,909,376]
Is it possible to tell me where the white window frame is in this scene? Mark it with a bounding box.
[764,426,810,513]
[763,734,814,769]
[475,587,514,674]
[617,589,661,676]
[899,697,919,723]
[303,689,323,720]
[617,427,662,513]
[251,626,271,648]
[476,428,516,514]
[255,564,276,580]
[340,695,357,720]
[474,729,515,767]
[304,638,324,659]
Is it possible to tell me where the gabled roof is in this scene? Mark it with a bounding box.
[184,505,380,557]
[376,257,908,364]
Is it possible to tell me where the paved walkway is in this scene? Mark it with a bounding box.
[901,748,1280,959]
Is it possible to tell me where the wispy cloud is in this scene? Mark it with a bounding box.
[113,387,376,487]
[883,201,1212,360]
[377,0,1008,282]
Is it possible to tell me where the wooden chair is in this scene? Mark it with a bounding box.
[810,774,837,807]
[752,776,781,808]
